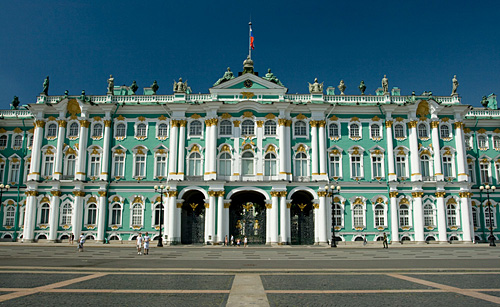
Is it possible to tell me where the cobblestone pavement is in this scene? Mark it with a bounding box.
[0,245,499,306]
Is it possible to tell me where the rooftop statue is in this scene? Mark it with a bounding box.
[11,96,20,110]
[213,67,235,86]
[173,78,187,93]
[263,68,284,86]
[338,80,346,95]
[308,78,323,94]
[42,76,49,95]
[242,56,254,75]
[382,75,389,93]
[107,75,114,95]
[358,81,366,95]
[151,80,159,95]
[452,75,459,95]
[130,81,138,94]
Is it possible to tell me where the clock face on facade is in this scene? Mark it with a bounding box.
[244,79,253,88]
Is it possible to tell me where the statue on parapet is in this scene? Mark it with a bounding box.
[11,96,20,110]
[308,78,324,93]
[173,78,187,93]
[107,75,114,95]
[130,81,138,94]
[382,75,389,93]
[213,67,235,86]
[451,75,459,95]
[358,81,366,95]
[42,76,49,95]
[338,80,346,95]
[151,80,159,95]
[263,68,284,86]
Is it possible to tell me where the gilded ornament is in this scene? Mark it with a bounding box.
[233,120,240,127]
[168,191,178,197]
[296,113,307,120]
[441,117,450,122]
[256,120,264,127]
[220,144,231,152]
[88,196,97,203]
[158,115,167,121]
[241,92,255,99]
[296,144,306,152]
[265,113,276,120]
[278,118,287,126]
[13,127,23,133]
[454,122,464,129]
[353,198,364,205]
[395,117,404,122]
[350,116,360,122]
[190,114,202,119]
[50,190,62,197]
[204,203,210,208]
[79,120,90,128]
[35,120,46,128]
[40,196,50,203]
[221,113,232,119]
[330,115,339,121]
[411,191,424,198]
[243,111,254,118]
[407,121,418,128]
[385,120,393,128]
[435,192,446,198]
[98,191,106,197]
[67,99,81,115]
[116,115,125,121]
[270,191,280,197]
[416,100,430,118]
[265,145,276,153]
[372,115,381,122]
[317,191,327,197]
[399,197,409,204]
[309,120,317,127]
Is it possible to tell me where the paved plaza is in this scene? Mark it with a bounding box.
[0,244,499,306]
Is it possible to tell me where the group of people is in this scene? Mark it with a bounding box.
[224,235,248,247]
[135,232,151,255]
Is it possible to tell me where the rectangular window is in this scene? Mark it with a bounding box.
[156,156,166,177]
[442,156,453,177]
[135,156,146,177]
[372,156,382,178]
[351,156,361,177]
[329,155,340,178]
[43,156,54,177]
[9,163,20,183]
[89,156,101,177]
[113,155,124,177]
[264,159,276,176]
[480,163,490,184]
[396,156,406,178]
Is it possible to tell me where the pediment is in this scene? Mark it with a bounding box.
[209,73,287,96]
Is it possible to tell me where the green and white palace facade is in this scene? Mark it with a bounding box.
[0,60,499,245]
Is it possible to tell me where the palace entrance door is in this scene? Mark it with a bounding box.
[229,191,266,245]
[181,190,205,244]
[290,191,315,245]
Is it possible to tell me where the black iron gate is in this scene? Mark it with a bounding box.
[290,203,315,245]
[181,203,205,244]
[229,202,266,244]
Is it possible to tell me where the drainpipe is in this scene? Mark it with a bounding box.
[13,118,29,241]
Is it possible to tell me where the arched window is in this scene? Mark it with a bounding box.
[371,124,380,138]
[9,161,20,183]
[396,155,407,178]
[218,152,232,176]
[157,123,168,137]
[111,204,122,225]
[154,204,164,226]
[92,123,103,138]
[134,154,146,177]
[442,155,453,177]
[494,136,500,149]
[479,160,490,184]
[241,120,255,135]
[0,135,7,147]
[241,151,254,175]
[4,206,15,226]
[187,152,202,176]
[131,204,143,226]
[446,204,457,226]
[64,154,76,179]
[43,154,54,177]
[294,152,308,177]
[329,154,341,178]
[353,205,364,227]
[374,204,385,227]
[372,155,382,178]
[87,204,97,225]
[350,124,360,138]
[61,204,72,225]
[264,152,277,176]
[264,121,276,136]
[40,203,50,224]
[28,135,33,147]
[329,123,339,138]
[68,122,79,137]
[89,155,101,177]
[418,124,428,138]
[351,155,362,178]
[189,120,202,136]
[440,125,450,138]
[13,135,22,148]
[399,204,410,227]
[116,123,126,137]
[294,121,307,136]
[113,153,125,177]
[334,203,343,227]
[472,207,479,228]
[155,155,167,178]
[478,135,487,148]
[219,120,232,136]
[136,123,147,137]
[47,123,57,137]
[420,155,430,178]
[485,207,496,228]
[394,124,404,138]
[423,204,435,227]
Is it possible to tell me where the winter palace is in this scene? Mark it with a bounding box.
[0,57,498,245]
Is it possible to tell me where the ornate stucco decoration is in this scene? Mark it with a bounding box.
[138,116,146,122]
[350,116,360,122]
[67,99,81,116]
[241,92,255,100]
[265,113,276,120]
[221,113,232,119]
[416,100,430,119]
[353,197,364,205]
[243,111,254,118]
[330,115,339,121]
[296,113,307,120]
[158,115,167,121]
[190,114,202,119]
[220,144,231,152]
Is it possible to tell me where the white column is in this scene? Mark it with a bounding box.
[163,192,168,242]
[285,200,291,243]
[174,199,182,242]
[285,122,292,180]
[270,193,279,244]
[386,120,396,182]
[75,119,89,181]
[435,192,447,242]
[206,192,216,243]
[28,120,45,181]
[279,192,287,244]
[23,191,37,242]
[318,121,327,179]
[216,191,224,243]
[100,120,111,181]
[431,121,443,181]
[204,199,210,243]
[72,191,84,239]
[48,190,61,242]
[460,191,472,242]
[278,119,287,180]
[204,119,212,179]
[167,191,177,244]
[177,120,186,178]
[310,121,319,178]
[53,120,66,180]
[412,192,425,242]
[318,192,327,243]
[209,121,217,177]
[389,192,399,243]
[232,121,241,180]
[313,200,319,243]
[168,121,178,179]
[223,200,231,243]
[408,120,422,182]
[455,122,468,182]
[265,201,272,244]
[256,121,264,178]
[97,191,107,242]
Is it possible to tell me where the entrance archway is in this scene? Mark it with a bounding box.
[229,191,266,245]
[181,190,205,244]
[290,190,314,245]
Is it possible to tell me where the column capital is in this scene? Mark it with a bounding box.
[411,191,424,198]
[459,191,473,198]
[317,120,326,127]
[79,120,90,128]
[435,191,446,198]
[256,120,264,127]
[57,120,67,128]
[204,203,210,208]
[50,190,62,197]
[233,120,240,127]
[208,190,217,197]
[270,191,280,197]
[385,120,393,128]
[98,191,107,197]
[168,190,178,197]
[73,191,85,197]
[454,122,464,129]
[25,190,38,197]
[430,121,440,128]
[278,118,287,126]
[178,120,187,127]
[104,120,112,127]
[265,203,272,209]
[35,120,46,128]
[389,191,398,198]
[407,120,418,128]
[309,120,317,127]
[317,191,327,197]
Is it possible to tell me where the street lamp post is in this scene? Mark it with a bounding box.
[325,184,341,247]
[480,184,496,247]
[154,184,169,247]
[0,184,10,202]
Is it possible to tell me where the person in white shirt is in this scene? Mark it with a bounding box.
[78,233,85,252]
[136,233,143,255]
[143,232,150,255]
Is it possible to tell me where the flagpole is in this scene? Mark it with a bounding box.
[249,22,252,59]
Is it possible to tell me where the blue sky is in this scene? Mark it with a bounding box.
[0,1,499,109]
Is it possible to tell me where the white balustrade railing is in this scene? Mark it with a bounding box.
[466,109,500,117]
[0,110,33,118]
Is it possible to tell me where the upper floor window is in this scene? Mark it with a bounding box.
[478,135,487,149]
[68,122,79,137]
[47,123,57,137]
[351,156,361,178]
[136,123,147,137]
[64,154,76,179]
[241,151,254,175]
[157,123,168,138]
[396,155,407,178]
[13,135,22,148]
[187,152,202,176]
[219,120,232,136]
[40,203,50,224]
[89,155,101,178]
[421,155,431,179]
[294,121,307,136]
[113,154,125,177]
[294,152,308,177]
[264,152,277,176]
[423,204,435,227]
[353,204,364,228]
[264,121,276,136]
[329,123,339,138]
[371,124,380,139]
[399,204,410,227]
[110,204,122,225]
[92,123,103,138]
[440,125,450,138]
[134,154,146,177]
[446,204,457,226]
[218,152,232,177]
[465,135,473,150]
[241,120,255,135]
[418,124,428,138]
[350,124,360,138]
[0,135,7,148]
[494,136,500,150]
[116,123,126,137]
[8,161,20,183]
[189,120,202,136]
[479,161,490,184]
[372,156,382,178]
[61,203,72,225]
[329,154,341,178]
[87,204,97,225]
[394,124,404,138]
[442,156,453,177]
[155,155,167,178]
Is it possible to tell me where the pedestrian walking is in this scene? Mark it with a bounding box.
[136,233,143,255]
[78,233,85,252]
[230,235,234,246]
[363,234,367,246]
[224,235,228,246]
[143,232,150,255]
[244,236,248,247]
[70,233,74,245]
[237,238,241,247]
[383,232,388,249]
